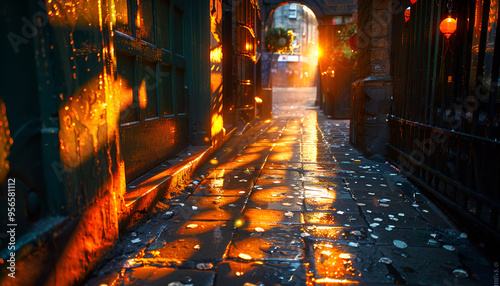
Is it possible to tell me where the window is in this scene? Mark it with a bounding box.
[140,59,159,119]
[116,53,138,124]
[289,4,297,19]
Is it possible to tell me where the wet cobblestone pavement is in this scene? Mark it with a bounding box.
[87,88,493,285]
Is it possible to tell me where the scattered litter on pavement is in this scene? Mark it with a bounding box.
[259,245,279,254]
[180,276,193,284]
[379,257,393,264]
[348,242,359,247]
[196,263,214,270]
[452,269,469,278]
[428,239,439,247]
[238,253,252,260]
[167,282,186,286]
[393,240,408,249]
[443,245,455,251]
[350,230,362,236]
[339,253,356,259]
[131,238,141,244]
[285,211,294,218]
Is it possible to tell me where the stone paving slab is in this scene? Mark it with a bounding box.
[303,212,367,227]
[378,246,483,285]
[215,261,308,286]
[262,161,302,170]
[144,220,235,262]
[175,195,247,221]
[308,240,393,284]
[91,268,215,286]
[302,162,339,171]
[227,225,305,261]
[241,208,303,224]
[259,169,302,180]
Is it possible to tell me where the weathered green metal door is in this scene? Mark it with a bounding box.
[114,0,188,182]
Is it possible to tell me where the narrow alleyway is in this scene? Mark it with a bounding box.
[87,88,492,286]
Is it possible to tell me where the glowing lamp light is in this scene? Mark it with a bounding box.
[405,7,411,23]
[314,50,320,57]
[255,96,263,103]
[440,17,457,39]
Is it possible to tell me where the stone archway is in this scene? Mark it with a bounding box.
[261,0,357,25]
[260,0,357,119]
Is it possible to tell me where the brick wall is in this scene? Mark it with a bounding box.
[350,0,393,156]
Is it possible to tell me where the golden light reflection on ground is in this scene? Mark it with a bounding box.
[180,211,232,227]
[279,135,300,142]
[191,196,241,209]
[177,220,227,236]
[229,237,267,260]
[304,212,338,224]
[233,153,264,163]
[267,152,294,161]
[306,226,344,240]
[313,243,360,284]
[270,145,294,152]
[242,209,284,224]
[250,187,292,202]
[240,146,270,154]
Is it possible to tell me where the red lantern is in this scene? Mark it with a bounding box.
[440,17,457,39]
[411,0,417,3]
[405,7,411,23]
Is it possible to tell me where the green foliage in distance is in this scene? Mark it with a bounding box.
[265,27,294,54]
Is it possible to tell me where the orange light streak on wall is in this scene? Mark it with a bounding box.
[211,113,225,144]
[138,80,148,109]
[210,46,222,63]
